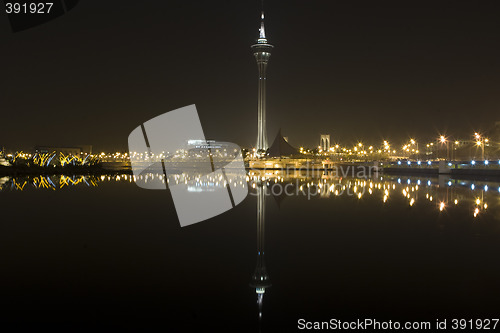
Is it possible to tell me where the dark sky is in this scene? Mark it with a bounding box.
[1,0,500,152]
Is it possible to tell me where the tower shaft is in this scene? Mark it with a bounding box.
[256,60,269,152]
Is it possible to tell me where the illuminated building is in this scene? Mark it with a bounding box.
[251,7,274,154]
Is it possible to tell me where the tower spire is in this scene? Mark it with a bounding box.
[257,0,268,44]
[258,10,267,43]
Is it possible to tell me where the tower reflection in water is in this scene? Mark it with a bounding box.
[250,182,271,330]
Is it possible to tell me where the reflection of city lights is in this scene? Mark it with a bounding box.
[4,170,500,222]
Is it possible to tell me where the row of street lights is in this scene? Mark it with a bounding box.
[308,132,494,161]
[433,133,489,160]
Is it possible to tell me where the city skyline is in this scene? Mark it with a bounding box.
[4,2,500,331]
[1,1,500,152]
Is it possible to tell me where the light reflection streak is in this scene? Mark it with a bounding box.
[2,171,500,219]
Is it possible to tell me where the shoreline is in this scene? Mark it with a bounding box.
[3,164,500,181]
[0,165,133,176]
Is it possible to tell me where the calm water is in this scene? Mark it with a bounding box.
[1,173,500,331]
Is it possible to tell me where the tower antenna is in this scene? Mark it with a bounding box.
[258,0,267,43]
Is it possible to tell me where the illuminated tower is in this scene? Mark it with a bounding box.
[250,184,271,328]
[252,6,274,154]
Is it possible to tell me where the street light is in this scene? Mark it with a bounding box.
[476,140,485,160]
[409,138,419,159]
[452,140,460,160]
[473,132,486,160]
[438,135,449,160]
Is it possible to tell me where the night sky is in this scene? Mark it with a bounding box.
[1,0,500,152]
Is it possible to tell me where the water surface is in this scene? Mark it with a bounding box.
[1,173,500,331]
